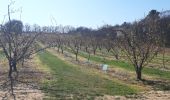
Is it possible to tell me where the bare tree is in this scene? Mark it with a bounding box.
[0,5,43,97]
[23,24,31,33]
[82,36,92,61]
[68,34,82,61]
[117,19,162,80]
[90,34,98,55]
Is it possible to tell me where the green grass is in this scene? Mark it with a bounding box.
[38,51,139,99]
[79,51,170,80]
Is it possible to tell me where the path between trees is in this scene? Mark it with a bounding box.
[47,48,170,100]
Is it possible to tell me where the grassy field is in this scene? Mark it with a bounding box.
[77,50,170,80]
[38,51,140,99]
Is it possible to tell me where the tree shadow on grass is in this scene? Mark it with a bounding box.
[142,79,170,90]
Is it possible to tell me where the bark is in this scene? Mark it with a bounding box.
[88,52,91,61]
[57,46,60,52]
[8,64,12,78]
[61,48,64,54]
[136,66,142,80]
[163,54,165,68]
[115,54,119,60]
[13,61,17,72]
[76,53,78,61]
[85,47,88,52]
[93,49,96,55]
[75,48,79,61]
[8,62,15,98]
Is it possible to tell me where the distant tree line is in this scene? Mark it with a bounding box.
[2,10,167,47]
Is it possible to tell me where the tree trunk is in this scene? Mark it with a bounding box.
[136,67,142,80]
[13,61,18,79]
[8,64,12,78]
[8,62,15,97]
[76,53,78,61]
[13,61,17,72]
[115,54,119,60]
[61,49,64,54]
[75,48,79,61]
[58,46,60,52]
[137,71,142,80]
[93,49,96,55]
[85,47,88,52]
[61,46,64,54]
[162,46,166,69]
[88,52,90,61]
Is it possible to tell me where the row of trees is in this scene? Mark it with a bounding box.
[12,10,169,47]
[0,8,169,99]
[23,24,75,34]
[39,10,167,80]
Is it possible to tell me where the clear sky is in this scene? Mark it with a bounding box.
[0,0,170,28]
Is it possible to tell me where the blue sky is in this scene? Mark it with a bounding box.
[0,0,170,28]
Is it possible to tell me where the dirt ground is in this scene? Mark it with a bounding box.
[95,91,170,100]
[0,60,45,100]
[0,85,44,100]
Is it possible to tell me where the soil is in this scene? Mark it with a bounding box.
[0,60,46,100]
[0,84,44,100]
[95,91,170,100]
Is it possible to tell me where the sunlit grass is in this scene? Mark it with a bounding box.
[38,51,139,99]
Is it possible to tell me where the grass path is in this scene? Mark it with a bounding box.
[37,51,141,99]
